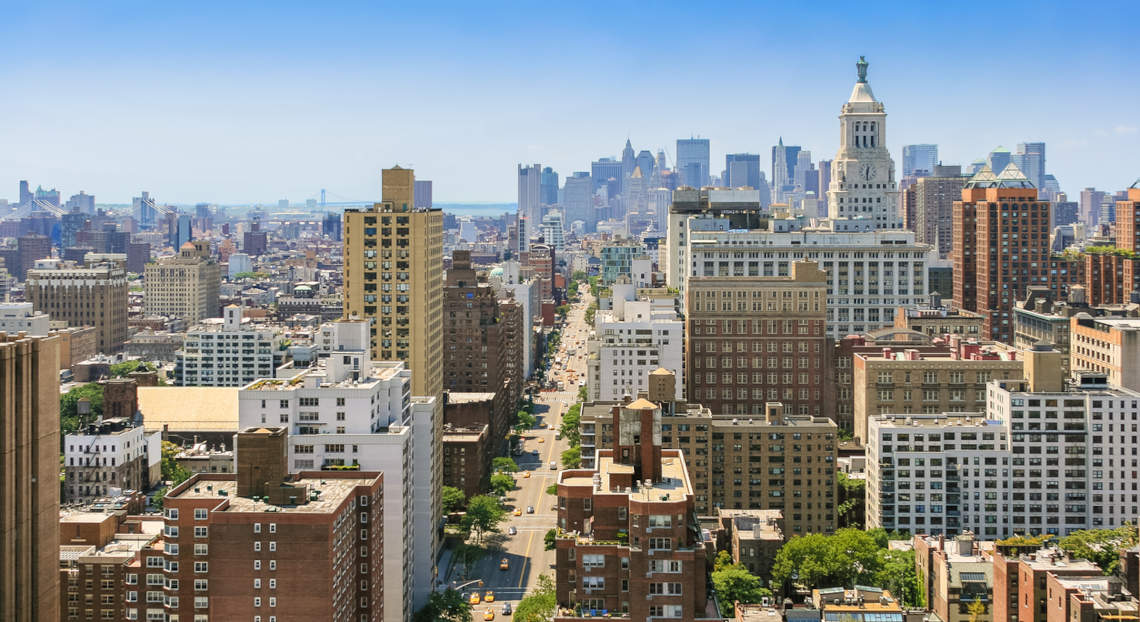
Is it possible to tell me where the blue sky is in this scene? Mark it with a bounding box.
[2,1,1138,204]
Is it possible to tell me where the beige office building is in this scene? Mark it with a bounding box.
[852,337,1023,443]
[26,258,128,353]
[143,240,220,323]
[579,371,836,535]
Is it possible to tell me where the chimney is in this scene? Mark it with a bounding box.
[1024,343,1064,392]
[1069,285,1087,305]
[765,402,784,425]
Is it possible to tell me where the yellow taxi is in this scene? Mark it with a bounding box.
[523,471,531,478]
[513,508,522,516]
[469,592,481,605]
[485,591,495,602]
[538,437,545,443]
[499,557,509,570]
[483,610,495,620]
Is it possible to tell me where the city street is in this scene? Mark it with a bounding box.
[454,288,592,618]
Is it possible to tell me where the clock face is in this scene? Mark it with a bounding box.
[862,164,877,181]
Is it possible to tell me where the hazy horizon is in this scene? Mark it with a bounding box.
[3,1,1138,204]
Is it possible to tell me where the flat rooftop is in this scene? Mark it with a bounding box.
[562,451,691,503]
[446,392,496,404]
[139,387,239,432]
[168,476,376,514]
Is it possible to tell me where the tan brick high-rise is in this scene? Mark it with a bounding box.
[143,240,221,324]
[685,260,829,416]
[343,166,443,594]
[0,332,60,622]
[26,258,128,353]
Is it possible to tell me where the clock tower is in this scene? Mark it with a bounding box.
[827,56,900,229]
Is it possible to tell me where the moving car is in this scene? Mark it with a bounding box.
[485,591,495,602]
[502,602,513,615]
[508,526,517,535]
[523,471,530,478]
[484,609,495,620]
[549,461,557,470]
[526,505,534,514]
[469,592,481,604]
[499,557,509,570]
[513,508,522,516]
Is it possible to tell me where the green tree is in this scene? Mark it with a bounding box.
[150,485,169,511]
[967,599,987,622]
[560,446,581,469]
[873,549,922,607]
[60,383,104,433]
[556,304,571,317]
[110,360,154,378]
[837,471,866,529]
[515,411,536,433]
[492,457,519,473]
[772,529,884,594]
[544,528,557,551]
[413,588,471,622]
[462,495,507,545]
[489,473,515,496]
[712,564,772,616]
[442,485,466,514]
[577,384,589,402]
[572,271,587,282]
[161,441,192,485]
[453,542,488,580]
[1058,526,1139,575]
[545,484,557,495]
[515,574,557,622]
[560,403,581,447]
[714,550,734,571]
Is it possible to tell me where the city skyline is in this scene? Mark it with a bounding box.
[2,2,1138,204]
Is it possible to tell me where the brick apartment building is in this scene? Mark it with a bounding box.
[685,261,830,417]
[579,371,837,535]
[58,510,164,622]
[443,250,521,453]
[554,394,711,621]
[162,427,384,621]
[952,164,1081,343]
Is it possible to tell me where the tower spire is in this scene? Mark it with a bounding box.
[857,56,868,83]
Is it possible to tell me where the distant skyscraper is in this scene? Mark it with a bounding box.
[826,57,899,229]
[987,146,1012,175]
[172,214,192,249]
[656,149,667,173]
[902,144,938,177]
[677,138,710,188]
[591,157,622,193]
[817,160,832,215]
[18,180,31,206]
[771,138,801,202]
[133,191,157,227]
[724,153,762,189]
[517,163,541,234]
[414,180,433,208]
[1013,142,1046,190]
[795,150,817,195]
[563,172,593,231]
[1080,188,1106,228]
[621,139,636,183]
[64,191,95,214]
[540,166,559,206]
[635,150,656,181]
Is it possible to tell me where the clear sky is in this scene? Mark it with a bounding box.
[3,1,1138,205]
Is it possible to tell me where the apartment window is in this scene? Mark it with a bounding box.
[194,579,207,591]
[194,544,208,556]
[269,560,277,570]
[194,562,208,573]
[194,526,208,538]
[194,508,208,520]
[253,523,262,533]
[254,597,262,608]
[254,560,261,570]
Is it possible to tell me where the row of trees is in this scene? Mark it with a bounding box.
[770,528,922,606]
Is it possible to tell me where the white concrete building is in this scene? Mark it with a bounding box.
[227,252,252,279]
[826,56,900,230]
[684,226,931,337]
[175,305,282,386]
[0,302,50,335]
[237,319,433,622]
[866,359,1140,538]
[64,419,161,502]
[587,299,683,401]
[541,210,565,251]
